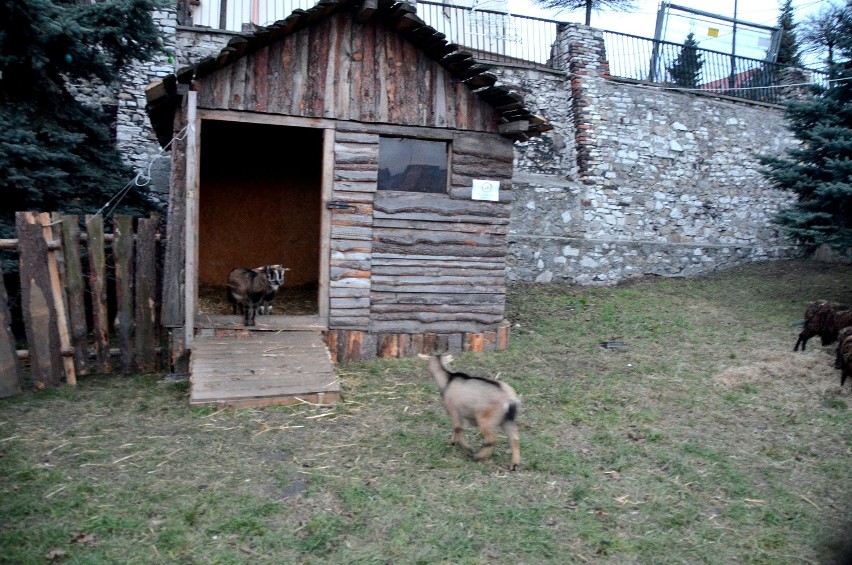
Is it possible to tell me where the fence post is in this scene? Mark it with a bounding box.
[0,262,22,397]
[135,215,160,372]
[86,214,111,374]
[40,213,76,385]
[60,215,89,376]
[16,211,64,387]
[114,215,135,374]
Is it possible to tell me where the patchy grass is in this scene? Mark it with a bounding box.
[1,259,851,564]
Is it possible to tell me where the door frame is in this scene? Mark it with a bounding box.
[184,104,334,348]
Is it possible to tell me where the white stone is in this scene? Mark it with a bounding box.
[535,270,554,283]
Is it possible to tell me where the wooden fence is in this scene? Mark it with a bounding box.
[0,212,161,398]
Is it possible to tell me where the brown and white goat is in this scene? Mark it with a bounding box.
[835,326,852,386]
[794,300,852,351]
[420,353,521,471]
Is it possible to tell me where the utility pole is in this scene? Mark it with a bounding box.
[728,0,738,90]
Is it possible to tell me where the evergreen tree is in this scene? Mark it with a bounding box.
[776,0,803,66]
[761,3,852,254]
[667,32,704,88]
[800,5,845,77]
[533,0,636,27]
[0,0,163,243]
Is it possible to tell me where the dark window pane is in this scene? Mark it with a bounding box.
[377,137,448,193]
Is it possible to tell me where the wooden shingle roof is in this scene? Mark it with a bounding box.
[145,0,552,145]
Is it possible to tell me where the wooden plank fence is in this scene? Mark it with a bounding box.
[0,212,161,398]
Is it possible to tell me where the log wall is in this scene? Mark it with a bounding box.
[196,13,498,133]
[326,125,514,353]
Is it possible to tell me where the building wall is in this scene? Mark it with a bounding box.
[113,17,802,287]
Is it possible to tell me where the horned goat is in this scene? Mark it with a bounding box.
[254,264,288,315]
[794,300,852,351]
[835,326,852,386]
[420,353,521,471]
[227,267,270,326]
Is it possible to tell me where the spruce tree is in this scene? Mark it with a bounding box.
[667,32,704,88]
[761,4,852,254]
[776,0,803,66]
[0,0,162,243]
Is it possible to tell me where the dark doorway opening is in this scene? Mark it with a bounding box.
[197,120,323,318]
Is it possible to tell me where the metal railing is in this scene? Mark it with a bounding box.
[416,1,559,66]
[190,0,316,31]
[603,30,829,104]
[186,0,829,102]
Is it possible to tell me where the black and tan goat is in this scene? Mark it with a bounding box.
[255,264,288,315]
[794,301,852,351]
[835,326,852,386]
[420,353,521,471]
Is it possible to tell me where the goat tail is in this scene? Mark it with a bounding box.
[502,410,521,471]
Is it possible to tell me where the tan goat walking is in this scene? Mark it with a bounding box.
[420,353,521,471]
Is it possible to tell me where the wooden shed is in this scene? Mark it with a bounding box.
[145,0,550,404]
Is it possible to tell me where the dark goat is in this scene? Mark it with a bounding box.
[836,326,852,386]
[227,267,269,326]
[419,353,521,470]
[254,264,288,315]
[794,301,852,351]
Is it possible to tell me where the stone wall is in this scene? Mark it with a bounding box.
[505,23,800,284]
[110,18,801,285]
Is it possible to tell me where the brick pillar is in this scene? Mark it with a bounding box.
[551,24,610,187]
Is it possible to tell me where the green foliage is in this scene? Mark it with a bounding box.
[776,0,803,67]
[761,4,852,254]
[0,0,163,242]
[667,32,704,88]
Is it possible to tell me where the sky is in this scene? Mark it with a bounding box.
[499,0,843,68]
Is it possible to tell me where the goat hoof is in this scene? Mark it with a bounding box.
[507,464,517,471]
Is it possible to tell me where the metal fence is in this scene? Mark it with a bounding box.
[602,30,829,104]
[416,1,558,66]
[186,0,829,103]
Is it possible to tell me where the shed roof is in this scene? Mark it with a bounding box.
[145,0,552,145]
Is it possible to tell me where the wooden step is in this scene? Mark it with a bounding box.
[189,331,339,408]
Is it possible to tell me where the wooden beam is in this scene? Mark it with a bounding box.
[356,0,377,22]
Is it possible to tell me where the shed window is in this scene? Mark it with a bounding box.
[377,137,448,193]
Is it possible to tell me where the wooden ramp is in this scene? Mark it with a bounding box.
[189,331,339,408]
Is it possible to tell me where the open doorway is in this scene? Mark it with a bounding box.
[196,120,323,321]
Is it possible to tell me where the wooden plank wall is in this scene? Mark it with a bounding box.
[196,13,498,133]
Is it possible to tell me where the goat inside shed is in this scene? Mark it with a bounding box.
[197,120,322,316]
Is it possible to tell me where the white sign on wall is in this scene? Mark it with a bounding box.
[471,179,500,201]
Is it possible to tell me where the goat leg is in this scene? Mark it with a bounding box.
[447,410,472,454]
[503,420,520,471]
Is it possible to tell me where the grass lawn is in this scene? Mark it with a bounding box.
[1,259,851,564]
